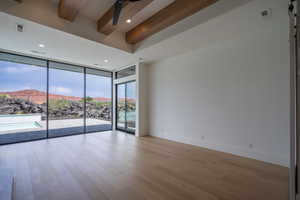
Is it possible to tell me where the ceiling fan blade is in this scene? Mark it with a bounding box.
[113,0,123,25]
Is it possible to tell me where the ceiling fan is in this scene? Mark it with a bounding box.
[113,0,142,25]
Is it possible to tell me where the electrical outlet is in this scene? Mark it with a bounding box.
[261,8,272,18]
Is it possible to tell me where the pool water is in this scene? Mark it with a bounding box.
[0,122,42,132]
[118,111,136,122]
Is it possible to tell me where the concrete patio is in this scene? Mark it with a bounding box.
[0,118,111,145]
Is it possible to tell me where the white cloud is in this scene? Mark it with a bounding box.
[1,65,38,74]
[50,86,72,94]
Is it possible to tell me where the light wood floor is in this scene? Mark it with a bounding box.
[0,131,288,200]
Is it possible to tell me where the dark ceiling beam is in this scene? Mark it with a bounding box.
[58,0,87,22]
[126,0,218,44]
[97,0,154,35]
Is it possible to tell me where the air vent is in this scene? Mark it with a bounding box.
[16,24,24,32]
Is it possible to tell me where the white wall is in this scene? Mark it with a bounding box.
[146,0,290,166]
[137,63,149,136]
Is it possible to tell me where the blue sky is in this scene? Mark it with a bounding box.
[0,60,112,98]
[117,82,136,99]
[0,61,46,92]
[0,60,136,99]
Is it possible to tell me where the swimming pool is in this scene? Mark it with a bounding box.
[0,114,41,123]
[0,122,42,132]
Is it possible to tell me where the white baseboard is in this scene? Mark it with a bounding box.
[150,132,289,167]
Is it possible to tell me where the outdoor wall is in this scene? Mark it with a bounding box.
[146,0,290,166]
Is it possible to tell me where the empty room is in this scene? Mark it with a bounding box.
[0,0,296,200]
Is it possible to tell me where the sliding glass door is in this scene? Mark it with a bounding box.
[86,68,112,133]
[126,82,136,132]
[0,52,113,145]
[116,81,136,133]
[48,62,84,137]
[0,53,47,144]
[117,84,126,129]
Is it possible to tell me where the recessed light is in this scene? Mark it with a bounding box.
[126,19,132,23]
[39,44,45,48]
[104,59,109,63]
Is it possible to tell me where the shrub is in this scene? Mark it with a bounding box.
[80,96,94,103]
[0,94,10,98]
[49,99,71,110]
[86,96,93,102]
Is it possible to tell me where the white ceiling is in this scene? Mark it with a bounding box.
[51,0,114,21]
[72,0,113,20]
[117,0,174,32]
[0,0,258,71]
[0,0,176,71]
[0,12,137,71]
[52,0,174,32]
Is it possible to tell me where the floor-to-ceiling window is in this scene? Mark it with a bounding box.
[117,84,126,130]
[116,81,136,134]
[48,62,84,137]
[0,53,47,144]
[0,52,112,145]
[115,66,136,134]
[86,68,112,133]
[126,81,136,132]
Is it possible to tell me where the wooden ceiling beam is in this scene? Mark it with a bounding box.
[98,0,154,35]
[126,0,218,44]
[58,0,87,22]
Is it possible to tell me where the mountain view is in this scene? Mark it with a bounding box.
[0,89,111,104]
[0,60,134,134]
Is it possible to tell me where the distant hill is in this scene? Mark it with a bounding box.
[0,89,111,104]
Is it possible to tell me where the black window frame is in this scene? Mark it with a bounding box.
[115,65,136,79]
[0,51,113,145]
[115,80,136,135]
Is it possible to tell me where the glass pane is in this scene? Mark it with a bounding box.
[126,82,136,132]
[0,52,47,67]
[86,68,112,133]
[116,66,136,79]
[0,60,47,144]
[117,84,126,129]
[48,63,84,137]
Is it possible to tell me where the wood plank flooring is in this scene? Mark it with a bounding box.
[0,131,288,200]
